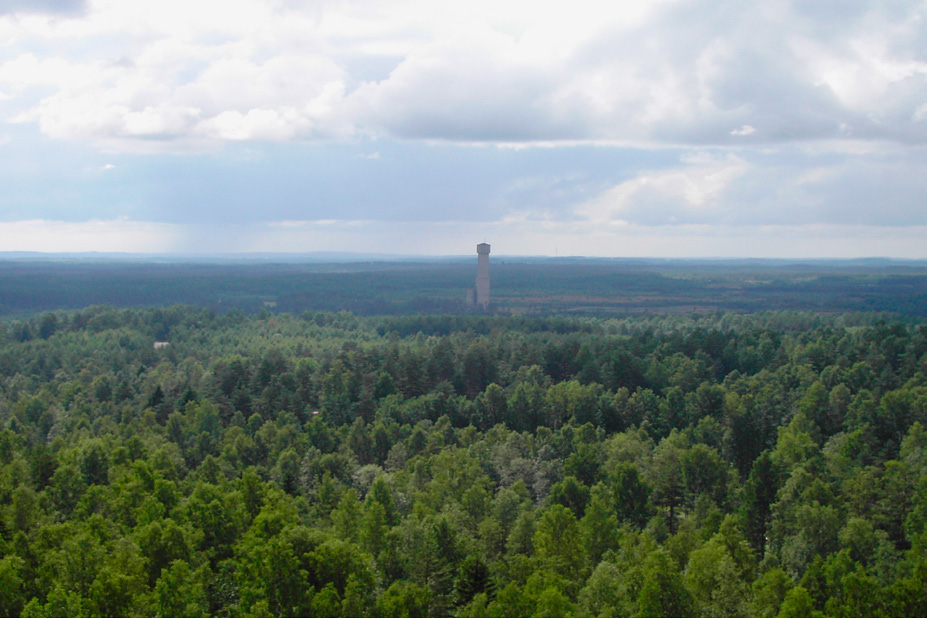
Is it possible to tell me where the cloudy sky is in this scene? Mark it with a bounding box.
[1,0,926,257]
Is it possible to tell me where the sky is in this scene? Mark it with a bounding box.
[1,0,926,258]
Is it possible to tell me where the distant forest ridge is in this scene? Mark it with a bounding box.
[3,252,927,267]
[0,257,926,317]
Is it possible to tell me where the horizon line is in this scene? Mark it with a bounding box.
[1,251,926,264]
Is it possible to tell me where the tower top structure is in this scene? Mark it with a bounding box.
[477,243,490,255]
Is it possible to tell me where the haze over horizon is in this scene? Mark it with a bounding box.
[2,1,927,258]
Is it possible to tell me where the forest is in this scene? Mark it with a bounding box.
[2,257,926,317]
[0,305,926,616]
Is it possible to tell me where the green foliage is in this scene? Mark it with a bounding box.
[610,461,652,528]
[637,550,695,617]
[776,585,818,618]
[376,580,430,618]
[455,555,492,607]
[0,307,925,614]
[751,567,793,618]
[0,555,26,616]
[580,483,620,565]
[534,504,584,582]
[578,561,625,618]
[548,475,590,518]
[684,532,750,616]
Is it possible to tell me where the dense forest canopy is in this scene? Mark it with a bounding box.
[1,305,926,616]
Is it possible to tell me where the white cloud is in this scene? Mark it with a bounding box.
[1,0,926,149]
[578,153,751,225]
[349,29,574,140]
[2,48,351,147]
[573,145,927,229]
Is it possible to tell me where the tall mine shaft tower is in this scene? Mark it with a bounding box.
[476,242,490,309]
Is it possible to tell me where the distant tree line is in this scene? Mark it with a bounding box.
[2,260,926,317]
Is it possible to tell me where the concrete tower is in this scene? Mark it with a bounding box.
[476,243,490,308]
